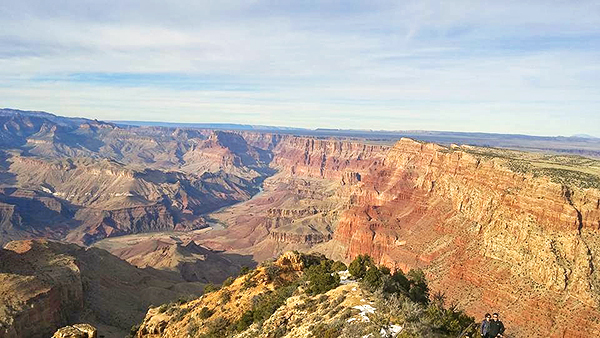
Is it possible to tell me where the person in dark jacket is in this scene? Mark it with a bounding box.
[488,313,505,337]
[480,313,491,338]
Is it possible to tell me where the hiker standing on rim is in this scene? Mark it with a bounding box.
[488,313,505,337]
[480,313,491,338]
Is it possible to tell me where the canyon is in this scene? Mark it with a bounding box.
[1,109,600,337]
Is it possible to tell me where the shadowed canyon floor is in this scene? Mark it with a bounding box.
[1,109,600,337]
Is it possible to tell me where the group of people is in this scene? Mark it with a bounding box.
[480,313,505,338]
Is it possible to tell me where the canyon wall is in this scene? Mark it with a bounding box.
[330,139,600,337]
[270,136,387,179]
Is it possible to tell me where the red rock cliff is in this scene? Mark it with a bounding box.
[332,138,600,337]
[270,136,387,179]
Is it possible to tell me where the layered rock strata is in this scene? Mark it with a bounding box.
[0,240,205,338]
[331,139,600,337]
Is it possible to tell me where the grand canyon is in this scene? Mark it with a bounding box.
[0,108,599,337]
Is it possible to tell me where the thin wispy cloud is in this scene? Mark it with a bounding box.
[0,1,599,135]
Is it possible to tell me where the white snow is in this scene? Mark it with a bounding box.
[352,304,376,322]
[337,270,355,285]
[380,324,403,336]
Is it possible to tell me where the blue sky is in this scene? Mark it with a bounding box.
[0,1,599,136]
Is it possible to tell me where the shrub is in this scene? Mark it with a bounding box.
[407,269,429,305]
[236,310,255,331]
[331,261,347,272]
[348,255,374,278]
[252,291,285,322]
[239,266,251,275]
[199,316,230,337]
[362,266,383,291]
[220,289,231,303]
[203,283,219,294]
[187,319,200,336]
[381,269,410,296]
[391,270,410,292]
[157,304,168,313]
[171,307,190,322]
[236,282,300,330]
[242,274,257,290]
[222,276,235,287]
[425,302,476,336]
[176,295,195,305]
[311,322,341,338]
[198,306,214,319]
[305,263,340,295]
[265,263,281,282]
[300,252,327,268]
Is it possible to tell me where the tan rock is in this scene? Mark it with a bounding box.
[52,324,97,338]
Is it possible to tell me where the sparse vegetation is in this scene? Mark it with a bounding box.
[239,266,251,275]
[170,307,190,322]
[198,316,230,338]
[454,145,600,190]
[220,289,231,303]
[203,283,219,294]
[198,306,214,319]
[242,272,258,290]
[222,276,235,287]
[304,261,340,295]
[137,252,476,337]
[347,254,474,336]
[125,324,139,338]
[157,303,168,313]
[311,322,342,338]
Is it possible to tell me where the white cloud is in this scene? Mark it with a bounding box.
[0,0,599,136]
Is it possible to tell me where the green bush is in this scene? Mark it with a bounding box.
[222,276,235,287]
[348,254,374,278]
[242,274,258,290]
[236,310,255,331]
[198,306,214,319]
[305,262,340,295]
[177,295,195,305]
[425,302,476,336]
[187,319,200,336]
[170,307,190,322]
[392,270,410,292]
[407,269,429,305]
[198,316,230,338]
[157,304,168,313]
[235,283,299,331]
[310,322,341,338]
[239,266,251,275]
[331,261,347,272]
[264,263,281,282]
[203,283,219,294]
[220,289,231,303]
[362,266,384,291]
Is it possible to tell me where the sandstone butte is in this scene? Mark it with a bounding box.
[266,137,600,337]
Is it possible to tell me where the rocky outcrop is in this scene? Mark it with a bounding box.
[0,240,84,338]
[0,240,204,338]
[52,324,97,338]
[331,138,600,337]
